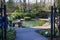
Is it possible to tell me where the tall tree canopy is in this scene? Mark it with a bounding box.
[6,0,15,12]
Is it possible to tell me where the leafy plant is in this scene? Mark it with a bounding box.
[0,28,16,40]
[7,28,16,40]
[36,29,60,37]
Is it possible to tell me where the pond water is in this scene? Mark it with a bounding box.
[13,20,46,28]
[24,20,46,28]
[25,21,36,28]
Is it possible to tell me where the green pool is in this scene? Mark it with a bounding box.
[24,20,46,28]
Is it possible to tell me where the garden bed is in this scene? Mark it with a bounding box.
[36,29,60,40]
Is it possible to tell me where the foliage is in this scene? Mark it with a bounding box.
[8,11,20,20]
[56,0,60,34]
[0,28,16,40]
[36,30,51,37]
[6,0,16,12]
[24,17,31,20]
[7,28,16,40]
[8,10,31,20]
[36,29,60,37]
[7,1,50,20]
[36,11,49,18]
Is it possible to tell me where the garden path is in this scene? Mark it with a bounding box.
[15,28,48,40]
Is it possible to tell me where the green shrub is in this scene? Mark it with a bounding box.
[24,17,31,20]
[36,30,51,37]
[36,29,60,37]
[7,28,16,40]
[0,28,16,40]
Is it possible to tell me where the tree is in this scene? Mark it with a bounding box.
[6,0,15,12]
[8,0,51,20]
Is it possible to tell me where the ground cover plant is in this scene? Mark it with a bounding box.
[0,28,16,40]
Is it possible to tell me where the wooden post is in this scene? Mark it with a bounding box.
[1,0,4,40]
[1,0,7,40]
[53,0,56,37]
[51,6,54,40]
